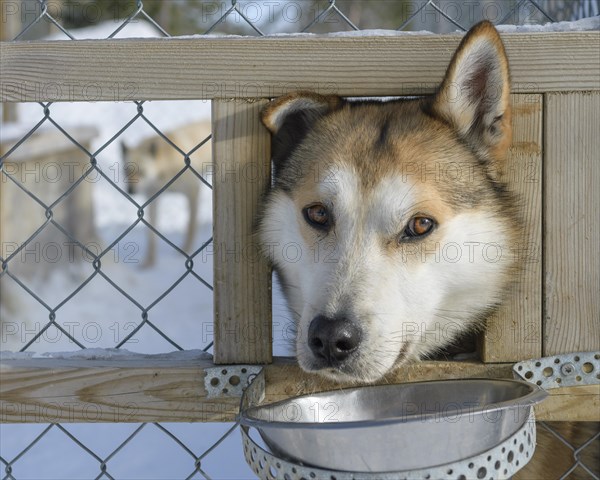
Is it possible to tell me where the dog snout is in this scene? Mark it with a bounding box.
[308,315,362,365]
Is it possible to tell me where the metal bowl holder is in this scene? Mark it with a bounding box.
[238,351,600,480]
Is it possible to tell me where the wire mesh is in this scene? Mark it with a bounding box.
[1,1,599,479]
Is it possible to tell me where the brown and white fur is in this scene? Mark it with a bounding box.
[122,121,211,267]
[258,21,519,383]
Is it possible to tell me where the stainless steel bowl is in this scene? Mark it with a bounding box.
[239,378,547,472]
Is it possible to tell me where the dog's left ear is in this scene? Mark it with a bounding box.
[430,21,511,174]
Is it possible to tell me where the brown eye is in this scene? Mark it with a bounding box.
[401,216,435,241]
[303,203,330,229]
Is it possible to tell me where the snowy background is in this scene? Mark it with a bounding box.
[1,2,599,478]
[0,19,294,480]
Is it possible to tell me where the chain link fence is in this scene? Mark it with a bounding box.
[1,1,599,478]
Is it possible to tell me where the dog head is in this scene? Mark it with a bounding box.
[259,21,517,382]
[121,139,158,195]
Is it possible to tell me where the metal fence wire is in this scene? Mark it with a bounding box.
[1,1,599,479]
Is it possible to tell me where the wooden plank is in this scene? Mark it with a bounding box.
[266,360,600,423]
[1,32,599,102]
[0,355,239,423]
[2,357,596,423]
[544,93,600,355]
[264,358,514,401]
[532,385,600,422]
[1,0,21,121]
[212,99,272,364]
[479,95,543,362]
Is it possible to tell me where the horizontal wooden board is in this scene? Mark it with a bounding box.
[0,355,239,423]
[1,31,599,102]
[1,357,597,423]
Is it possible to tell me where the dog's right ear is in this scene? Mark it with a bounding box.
[262,92,343,171]
[262,92,343,134]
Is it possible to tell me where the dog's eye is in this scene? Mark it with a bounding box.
[400,216,435,241]
[303,203,330,229]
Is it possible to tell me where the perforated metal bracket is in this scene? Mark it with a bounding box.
[205,365,263,398]
[513,351,600,389]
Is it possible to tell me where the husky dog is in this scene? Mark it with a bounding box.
[258,21,518,382]
[122,121,211,267]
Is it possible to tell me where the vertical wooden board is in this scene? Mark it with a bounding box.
[212,99,272,364]
[544,92,600,355]
[480,94,543,362]
[1,0,20,121]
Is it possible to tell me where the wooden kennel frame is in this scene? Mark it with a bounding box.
[1,30,598,423]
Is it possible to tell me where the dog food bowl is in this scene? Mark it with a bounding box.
[239,378,547,472]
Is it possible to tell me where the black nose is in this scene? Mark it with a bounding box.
[308,315,362,365]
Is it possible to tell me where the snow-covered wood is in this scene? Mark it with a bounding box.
[1,31,599,102]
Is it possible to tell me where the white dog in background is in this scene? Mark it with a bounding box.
[121,121,212,267]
